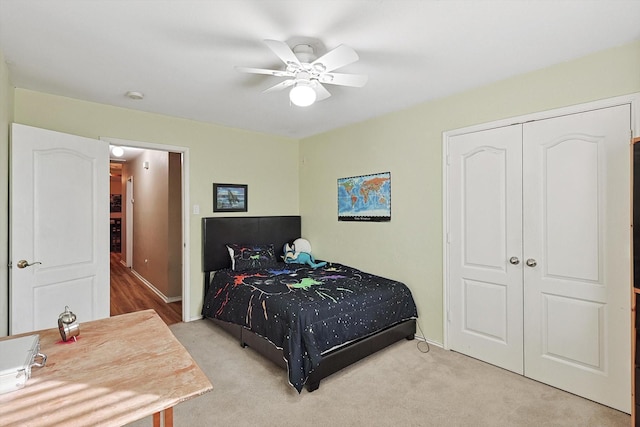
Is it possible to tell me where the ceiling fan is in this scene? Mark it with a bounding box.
[236,39,368,107]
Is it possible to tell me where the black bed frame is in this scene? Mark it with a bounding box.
[202,216,416,391]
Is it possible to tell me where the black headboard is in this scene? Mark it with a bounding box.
[202,216,301,272]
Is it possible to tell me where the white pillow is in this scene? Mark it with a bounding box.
[226,245,236,270]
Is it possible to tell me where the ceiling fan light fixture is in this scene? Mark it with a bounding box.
[237,39,365,106]
[289,82,316,107]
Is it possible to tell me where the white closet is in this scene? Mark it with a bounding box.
[445,103,631,412]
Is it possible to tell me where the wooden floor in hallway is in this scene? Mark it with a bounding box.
[110,252,182,326]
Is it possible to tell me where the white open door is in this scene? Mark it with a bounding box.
[10,124,110,334]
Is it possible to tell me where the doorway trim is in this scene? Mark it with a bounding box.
[442,92,640,350]
[125,176,133,268]
[101,137,191,323]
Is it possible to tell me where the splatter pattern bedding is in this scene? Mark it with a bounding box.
[201,262,417,392]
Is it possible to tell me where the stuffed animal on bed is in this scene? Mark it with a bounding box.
[283,238,327,268]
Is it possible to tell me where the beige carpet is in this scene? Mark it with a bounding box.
[127,319,629,427]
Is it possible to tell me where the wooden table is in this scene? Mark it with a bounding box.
[0,310,213,426]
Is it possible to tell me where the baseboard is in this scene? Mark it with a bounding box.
[130,269,183,304]
[414,334,443,348]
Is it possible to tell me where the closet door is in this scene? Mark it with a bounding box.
[447,125,524,374]
[522,104,631,412]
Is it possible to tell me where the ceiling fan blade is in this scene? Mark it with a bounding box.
[311,44,359,72]
[263,39,302,67]
[235,66,294,78]
[320,73,368,87]
[262,79,296,93]
[314,82,332,101]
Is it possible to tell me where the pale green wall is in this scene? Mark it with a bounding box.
[13,90,299,321]
[0,50,13,336]
[299,40,640,344]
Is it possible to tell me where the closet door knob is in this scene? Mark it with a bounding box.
[526,258,537,267]
[509,257,520,265]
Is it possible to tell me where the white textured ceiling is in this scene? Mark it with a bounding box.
[0,0,639,139]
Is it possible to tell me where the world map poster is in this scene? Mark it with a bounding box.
[338,172,391,221]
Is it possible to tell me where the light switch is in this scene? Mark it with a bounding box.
[193,204,200,215]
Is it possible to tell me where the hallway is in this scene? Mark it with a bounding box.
[110,253,182,326]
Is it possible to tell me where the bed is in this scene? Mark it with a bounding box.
[201,216,417,392]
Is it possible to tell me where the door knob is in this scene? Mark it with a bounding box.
[526,258,537,267]
[509,257,520,265]
[17,260,42,269]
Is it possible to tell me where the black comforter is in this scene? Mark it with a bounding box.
[201,262,418,392]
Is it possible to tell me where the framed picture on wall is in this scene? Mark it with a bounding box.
[110,194,122,212]
[337,172,391,221]
[213,183,248,212]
